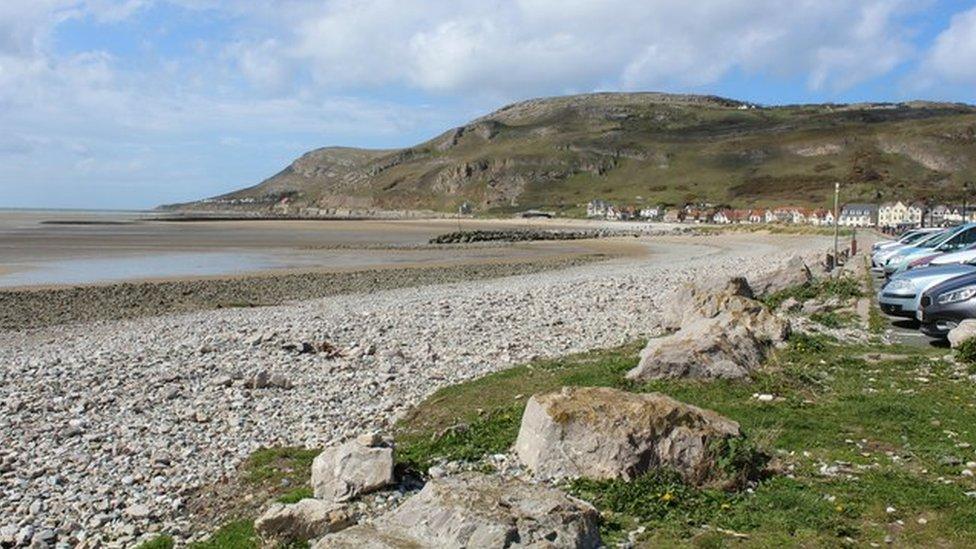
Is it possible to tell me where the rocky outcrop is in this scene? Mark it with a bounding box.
[632,276,788,381]
[311,434,395,503]
[314,473,601,548]
[949,319,976,349]
[658,276,755,331]
[254,499,356,545]
[628,313,783,380]
[514,387,742,486]
[749,255,813,298]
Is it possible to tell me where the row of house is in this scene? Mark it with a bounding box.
[588,200,839,225]
[587,199,976,228]
[878,201,976,228]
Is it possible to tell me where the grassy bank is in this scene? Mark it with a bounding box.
[394,334,976,547]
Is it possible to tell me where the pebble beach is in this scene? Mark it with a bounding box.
[0,232,829,547]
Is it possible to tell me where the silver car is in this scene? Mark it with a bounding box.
[878,261,976,318]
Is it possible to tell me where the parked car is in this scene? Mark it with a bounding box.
[873,229,948,274]
[907,243,976,271]
[872,228,941,255]
[878,262,976,318]
[929,243,976,266]
[883,224,976,277]
[917,271,976,337]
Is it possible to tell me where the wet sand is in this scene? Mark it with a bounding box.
[0,211,627,288]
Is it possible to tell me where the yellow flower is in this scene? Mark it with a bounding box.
[835,504,845,513]
[660,492,675,503]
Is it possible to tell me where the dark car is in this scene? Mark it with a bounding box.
[917,271,976,337]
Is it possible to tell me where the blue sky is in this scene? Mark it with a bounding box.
[2,0,976,210]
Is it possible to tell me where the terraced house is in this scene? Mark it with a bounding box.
[838,203,878,227]
[878,201,924,228]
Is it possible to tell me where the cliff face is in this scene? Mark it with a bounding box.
[166,92,976,215]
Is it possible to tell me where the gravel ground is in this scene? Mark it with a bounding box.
[0,233,828,548]
[0,255,600,332]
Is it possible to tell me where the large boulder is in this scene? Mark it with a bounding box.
[949,319,976,349]
[628,303,789,381]
[312,434,395,503]
[254,499,356,545]
[749,255,813,298]
[314,473,601,549]
[514,387,742,486]
[659,276,754,331]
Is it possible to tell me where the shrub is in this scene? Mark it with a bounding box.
[957,338,976,370]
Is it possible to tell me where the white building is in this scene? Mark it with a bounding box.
[639,206,661,220]
[838,203,878,227]
[878,201,909,228]
[587,199,610,218]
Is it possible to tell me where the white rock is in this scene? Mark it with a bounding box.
[311,437,395,503]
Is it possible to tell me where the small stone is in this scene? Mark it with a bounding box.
[125,504,152,520]
[356,432,382,447]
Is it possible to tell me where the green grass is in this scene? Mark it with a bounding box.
[810,310,858,328]
[763,275,864,310]
[277,486,314,504]
[863,259,888,336]
[958,339,976,372]
[243,446,319,485]
[394,343,642,472]
[136,535,174,549]
[393,332,976,547]
[190,520,260,549]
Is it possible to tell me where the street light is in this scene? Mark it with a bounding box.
[833,181,840,268]
[964,181,974,223]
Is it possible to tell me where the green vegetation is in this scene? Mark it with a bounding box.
[762,276,864,310]
[204,94,976,216]
[190,520,260,549]
[395,343,642,472]
[137,535,174,549]
[810,310,858,328]
[394,332,976,546]
[243,446,319,485]
[957,338,976,371]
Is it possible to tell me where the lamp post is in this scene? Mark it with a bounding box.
[964,181,974,223]
[833,181,840,268]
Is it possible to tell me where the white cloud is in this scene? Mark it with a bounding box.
[263,0,919,97]
[923,6,976,85]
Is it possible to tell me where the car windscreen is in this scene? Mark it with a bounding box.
[900,231,930,244]
[918,229,956,248]
[913,231,952,248]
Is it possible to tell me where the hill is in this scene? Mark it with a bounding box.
[165,92,976,216]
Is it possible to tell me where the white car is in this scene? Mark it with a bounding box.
[930,245,976,266]
[872,228,941,254]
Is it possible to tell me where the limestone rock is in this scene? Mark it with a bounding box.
[255,499,355,545]
[749,255,813,298]
[659,276,754,331]
[514,387,741,486]
[949,319,976,349]
[629,299,789,381]
[312,436,395,503]
[314,473,600,548]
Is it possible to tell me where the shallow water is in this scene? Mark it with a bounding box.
[0,209,597,287]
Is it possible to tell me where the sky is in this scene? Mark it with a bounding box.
[2,1,976,210]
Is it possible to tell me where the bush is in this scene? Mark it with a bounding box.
[957,338,976,369]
